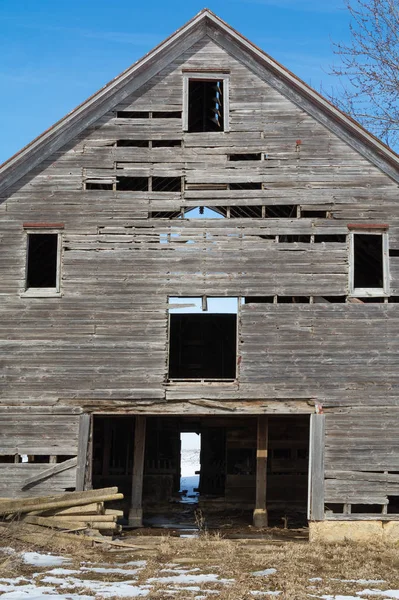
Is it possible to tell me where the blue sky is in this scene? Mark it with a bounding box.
[0,0,351,164]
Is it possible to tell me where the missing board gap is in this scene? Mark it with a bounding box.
[389,249,399,257]
[229,153,262,161]
[314,235,347,243]
[116,111,149,118]
[185,183,229,191]
[278,296,312,303]
[116,140,149,147]
[116,177,149,191]
[0,455,19,463]
[325,504,345,514]
[279,235,312,243]
[229,182,262,190]
[152,111,181,119]
[358,297,386,303]
[316,296,347,303]
[150,211,181,219]
[152,140,182,148]
[301,210,329,218]
[85,182,113,190]
[351,504,386,514]
[267,205,297,218]
[245,297,275,303]
[229,206,263,218]
[152,177,182,192]
[387,496,399,513]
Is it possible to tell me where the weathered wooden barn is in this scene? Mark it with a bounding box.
[2,9,399,539]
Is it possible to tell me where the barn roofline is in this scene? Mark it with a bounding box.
[1,7,399,196]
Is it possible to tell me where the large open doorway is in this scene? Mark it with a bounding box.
[91,414,310,532]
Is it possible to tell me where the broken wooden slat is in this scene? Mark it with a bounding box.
[21,457,78,490]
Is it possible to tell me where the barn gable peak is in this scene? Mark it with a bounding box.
[1,8,399,196]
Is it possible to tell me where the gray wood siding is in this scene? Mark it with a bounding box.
[1,35,399,509]
[325,409,399,509]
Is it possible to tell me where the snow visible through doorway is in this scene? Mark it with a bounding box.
[180,432,200,504]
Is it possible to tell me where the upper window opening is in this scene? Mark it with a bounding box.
[168,297,238,380]
[350,231,389,296]
[26,233,59,290]
[183,74,229,133]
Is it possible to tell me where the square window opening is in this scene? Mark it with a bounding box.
[168,297,237,380]
[26,233,59,289]
[188,80,224,132]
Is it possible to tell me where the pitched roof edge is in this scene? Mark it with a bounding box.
[203,10,399,174]
[0,9,209,195]
[1,8,399,196]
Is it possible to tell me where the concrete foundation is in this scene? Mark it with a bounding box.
[253,508,268,528]
[310,520,399,543]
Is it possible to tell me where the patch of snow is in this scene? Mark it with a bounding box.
[0,577,29,587]
[22,552,70,567]
[40,575,150,597]
[159,567,201,574]
[359,591,399,599]
[310,577,323,582]
[80,566,141,575]
[148,573,234,585]
[0,582,93,599]
[43,568,79,576]
[319,595,370,600]
[251,593,281,597]
[251,568,277,577]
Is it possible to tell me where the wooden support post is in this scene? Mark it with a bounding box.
[128,416,146,527]
[308,414,325,521]
[253,415,268,528]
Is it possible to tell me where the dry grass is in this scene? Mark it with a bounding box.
[1,525,399,599]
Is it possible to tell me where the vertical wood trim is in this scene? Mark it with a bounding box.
[75,414,91,492]
[129,416,146,526]
[85,414,93,491]
[223,76,230,132]
[253,415,268,527]
[309,414,325,521]
[182,76,189,131]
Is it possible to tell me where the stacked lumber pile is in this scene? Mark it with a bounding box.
[0,487,124,538]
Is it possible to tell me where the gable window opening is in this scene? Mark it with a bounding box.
[349,229,389,297]
[168,297,238,381]
[183,73,229,133]
[188,80,224,132]
[24,231,61,295]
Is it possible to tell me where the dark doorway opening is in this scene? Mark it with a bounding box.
[91,415,310,532]
[180,432,201,504]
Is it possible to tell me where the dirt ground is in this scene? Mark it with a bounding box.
[1,525,399,599]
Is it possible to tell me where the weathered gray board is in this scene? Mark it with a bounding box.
[1,32,399,513]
